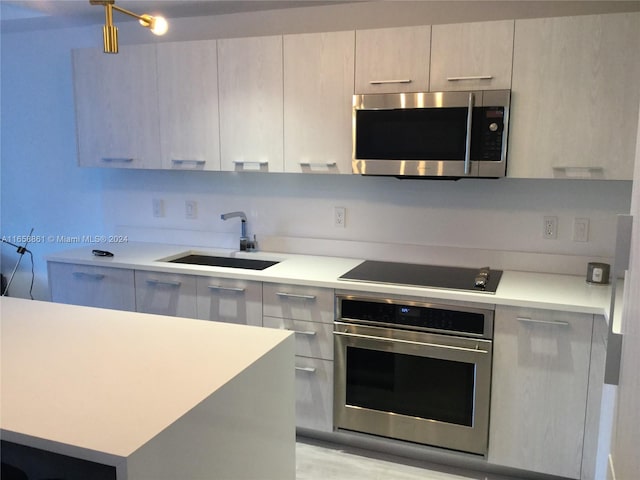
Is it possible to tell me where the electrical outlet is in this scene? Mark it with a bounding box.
[573,218,590,242]
[334,207,346,228]
[152,198,164,218]
[185,200,198,219]
[543,216,558,239]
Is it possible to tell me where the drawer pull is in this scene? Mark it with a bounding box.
[276,292,316,300]
[207,285,245,293]
[146,279,181,287]
[447,75,493,81]
[369,79,412,85]
[101,157,134,163]
[72,272,105,280]
[290,330,317,337]
[295,366,316,373]
[517,317,570,327]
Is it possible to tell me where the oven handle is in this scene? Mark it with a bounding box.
[333,330,489,354]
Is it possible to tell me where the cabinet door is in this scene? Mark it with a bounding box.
[196,277,262,326]
[156,40,221,171]
[284,31,355,174]
[72,45,161,169]
[355,25,431,94]
[48,262,135,311]
[488,306,594,478]
[430,20,513,91]
[135,270,197,318]
[218,35,283,173]
[508,13,640,179]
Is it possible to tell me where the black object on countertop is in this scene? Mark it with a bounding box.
[339,260,502,294]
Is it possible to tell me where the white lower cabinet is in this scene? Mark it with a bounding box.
[196,276,262,326]
[291,356,334,432]
[263,283,335,431]
[488,306,594,479]
[134,270,197,318]
[48,262,135,311]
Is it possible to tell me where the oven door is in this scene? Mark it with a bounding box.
[333,322,492,455]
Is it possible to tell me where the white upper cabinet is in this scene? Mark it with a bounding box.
[508,13,640,179]
[156,40,220,171]
[73,44,161,168]
[218,35,284,173]
[355,26,431,94]
[430,20,514,92]
[284,31,355,174]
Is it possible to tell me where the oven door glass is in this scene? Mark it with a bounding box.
[346,347,475,426]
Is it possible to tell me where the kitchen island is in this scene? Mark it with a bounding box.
[0,297,295,480]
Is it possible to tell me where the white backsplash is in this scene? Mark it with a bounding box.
[102,169,631,275]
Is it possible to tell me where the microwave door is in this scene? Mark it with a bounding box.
[353,106,479,177]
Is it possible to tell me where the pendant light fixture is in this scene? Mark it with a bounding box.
[90,0,169,54]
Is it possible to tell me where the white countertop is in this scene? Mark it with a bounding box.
[46,242,615,319]
[0,296,292,461]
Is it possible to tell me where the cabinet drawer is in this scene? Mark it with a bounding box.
[294,356,333,432]
[135,270,197,318]
[48,262,135,311]
[197,277,262,326]
[263,283,334,323]
[263,316,333,360]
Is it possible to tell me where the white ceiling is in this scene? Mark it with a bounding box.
[0,0,359,31]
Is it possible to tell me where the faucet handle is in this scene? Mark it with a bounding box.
[247,234,258,252]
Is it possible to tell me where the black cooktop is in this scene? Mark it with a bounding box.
[339,260,503,294]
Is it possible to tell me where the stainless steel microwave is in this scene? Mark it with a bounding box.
[353,90,510,179]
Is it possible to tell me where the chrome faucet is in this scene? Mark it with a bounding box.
[220,211,256,251]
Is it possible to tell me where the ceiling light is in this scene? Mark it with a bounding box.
[89,0,169,54]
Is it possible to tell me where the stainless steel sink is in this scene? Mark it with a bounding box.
[166,254,279,271]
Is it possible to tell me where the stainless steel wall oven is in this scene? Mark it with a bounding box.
[334,295,494,456]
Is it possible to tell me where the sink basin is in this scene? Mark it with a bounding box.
[167,254,279,271]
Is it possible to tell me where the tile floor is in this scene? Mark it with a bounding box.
[296,438,527,480]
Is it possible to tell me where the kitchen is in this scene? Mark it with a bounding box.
[1,1,640,479]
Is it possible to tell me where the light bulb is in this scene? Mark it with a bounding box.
[151,16,168,36]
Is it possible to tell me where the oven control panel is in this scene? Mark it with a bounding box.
[337,296,493,338]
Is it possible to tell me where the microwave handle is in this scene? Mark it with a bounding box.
[464,92,475,175]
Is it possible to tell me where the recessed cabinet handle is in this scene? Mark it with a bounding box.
[552,166,604,179]
[172,159,206,167]
[299,161,337,167]
[295,366,316,373]
[517,317,570,327]
[207,285,246,293]
[447,75,493,81]
[101,157,134,163]
[72,271,105,280]
[146,279,181,287]
[369,79,412,85]
[276,292,316,300]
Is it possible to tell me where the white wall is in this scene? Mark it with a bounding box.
[1,1,638,299]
